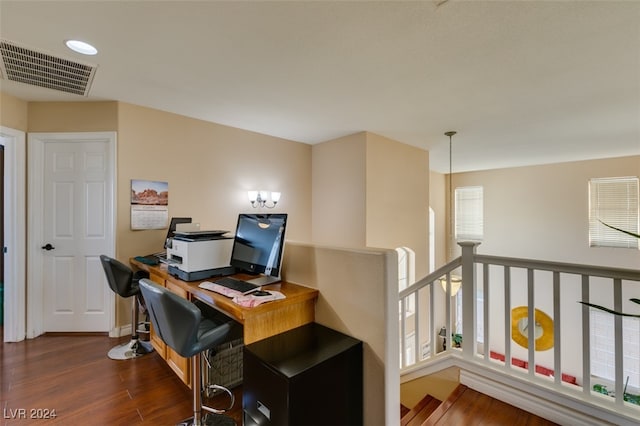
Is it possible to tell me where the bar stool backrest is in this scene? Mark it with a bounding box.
[138,278,203,358]
[100,255,139,298]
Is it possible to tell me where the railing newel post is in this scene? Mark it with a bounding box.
[459,241,480,360]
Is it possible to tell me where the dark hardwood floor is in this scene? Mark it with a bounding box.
[1,329,243,425]
[422,385,558,426]
[3,328,562,426]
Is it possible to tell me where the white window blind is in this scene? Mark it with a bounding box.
[590,310,640,390]
[455,186,483,241]
[589,176,639,249]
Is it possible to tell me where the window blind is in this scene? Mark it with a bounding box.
[589,176,639,249]
[455,186,483,241]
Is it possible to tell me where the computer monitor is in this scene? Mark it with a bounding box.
[164,217,192,248]
[230,213,288,285]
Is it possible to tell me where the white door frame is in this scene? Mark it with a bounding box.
[0,126,26,342]
[27,132,116,337]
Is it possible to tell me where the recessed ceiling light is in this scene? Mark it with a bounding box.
[65,39,97,55]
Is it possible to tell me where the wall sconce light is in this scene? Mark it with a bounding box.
[248,190,281,209]
[439,274,462,296]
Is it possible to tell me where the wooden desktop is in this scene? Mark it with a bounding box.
[130,258,318,385]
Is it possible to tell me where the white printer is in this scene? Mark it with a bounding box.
[167,230,235,281]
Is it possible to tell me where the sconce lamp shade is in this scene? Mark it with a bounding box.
[247,190,281,209]
[440,274,462,296]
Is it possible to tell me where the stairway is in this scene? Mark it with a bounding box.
[400,393,442,426]
[401,385,558,425]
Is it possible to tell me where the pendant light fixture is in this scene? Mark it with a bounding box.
[445,130,457,260]
[441,131,462,296]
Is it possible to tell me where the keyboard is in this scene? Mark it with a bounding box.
[215,277,258,295]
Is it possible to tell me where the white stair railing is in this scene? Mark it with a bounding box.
[399,242,640,422]
[398,256,461,368]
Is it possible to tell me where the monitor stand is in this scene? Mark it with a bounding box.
[247,275,281,286]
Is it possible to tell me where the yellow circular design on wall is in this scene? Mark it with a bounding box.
[511,306,554,351]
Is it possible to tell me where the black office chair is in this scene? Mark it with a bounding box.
[100,255,154,360]
[138,278,237,426]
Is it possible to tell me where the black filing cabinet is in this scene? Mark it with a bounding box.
[243,323,363,426]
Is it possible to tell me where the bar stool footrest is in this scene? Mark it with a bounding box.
[107,338,154,360]
[176,413,235,426]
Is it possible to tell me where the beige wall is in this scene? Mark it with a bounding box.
[28,101,118,132]
[451,155,640,380]
[4,98,312,328]
[283,242,399,426]
[452,155,640,268]
[115,103,312,324]
[429,171,447,269]
[0,92,28,131]
[401,367,459,408]
[366,133,430,277]
[116,102,312,262]
[313,131,431,277]
[312,132,367,246]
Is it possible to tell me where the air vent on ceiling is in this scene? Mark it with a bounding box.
[0,39,96,96]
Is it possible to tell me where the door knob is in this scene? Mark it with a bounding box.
[41,243,55,251]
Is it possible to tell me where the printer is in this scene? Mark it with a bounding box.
[167,231,235,281]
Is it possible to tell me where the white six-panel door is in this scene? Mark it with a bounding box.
[28,132,115,335]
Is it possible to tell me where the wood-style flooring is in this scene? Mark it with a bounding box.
[1,330,243,425]
[4,329,560,426]
[420,385,558,426]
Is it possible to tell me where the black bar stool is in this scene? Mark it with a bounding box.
[100,255,153,360]
[139,278,237,426]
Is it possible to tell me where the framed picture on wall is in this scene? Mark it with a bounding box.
[130,179,169,230]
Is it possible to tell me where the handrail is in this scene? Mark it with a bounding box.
[399,242,640,423]
[398,256,462,368]
[399,257,461,299]
[475,254,640,281]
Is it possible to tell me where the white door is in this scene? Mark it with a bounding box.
[28,132,115,334]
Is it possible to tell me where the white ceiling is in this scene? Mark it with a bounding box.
[0,0,638,173]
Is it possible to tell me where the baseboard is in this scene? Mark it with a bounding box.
[402,354,640,426]
[109,324,132,338]
[400,353,457,383]
[459,368,638,426]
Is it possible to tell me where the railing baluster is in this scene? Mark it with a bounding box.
[445,272,451,353]
[429,280,435,358]
[553,271,561,386]
[414,292,420,364]
[527,268,535,377]
[581,275,591,395]
[504,266,511,371]
[483,263,490,360]
[614,278,623,405]
[400,298,406,368]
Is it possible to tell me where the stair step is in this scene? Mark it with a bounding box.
[419,384,558,426]
[401,394,441,426]
[421,384,468,425]
[401,404,410,419]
